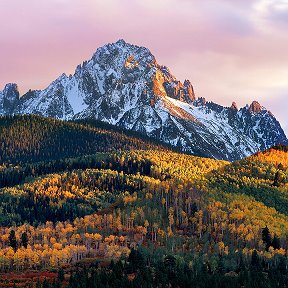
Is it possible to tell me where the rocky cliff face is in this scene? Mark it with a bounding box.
[0,40,287,161]
[0,83,20,115]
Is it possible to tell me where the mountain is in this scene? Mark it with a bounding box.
[0,39,287,160]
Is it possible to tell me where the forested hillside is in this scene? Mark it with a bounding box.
[0,115,168,164]
[0,116,287,287]
[209,145,288,215]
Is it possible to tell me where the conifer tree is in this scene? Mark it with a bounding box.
[9,230,17,252]
[262,226,271,251]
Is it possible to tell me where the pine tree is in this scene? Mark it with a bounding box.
[273,171,282,186]
[21,232,28,248]
[262,226,271,251]
[271,235,280,250]
[9,230,17,252]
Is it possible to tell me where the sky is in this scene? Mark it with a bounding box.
[0,0,287,135]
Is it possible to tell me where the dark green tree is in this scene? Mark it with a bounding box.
[9,230,17,252]
[273,171,282,187]
[271,235,280,250]
[164,255,176,272]
[21,232,28,248]
[58,267,65,282]
[128,248,145,272]
[262,226,271,251]
[251,250,260,270]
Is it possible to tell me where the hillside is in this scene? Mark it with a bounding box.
[0,139,288,287]
[0,115,168,165]
[209,145,288,215]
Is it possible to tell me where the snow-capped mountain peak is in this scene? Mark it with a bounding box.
[0,40,287,160]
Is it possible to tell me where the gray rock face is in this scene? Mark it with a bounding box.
[0,40,287,161]
[0,83,20,115]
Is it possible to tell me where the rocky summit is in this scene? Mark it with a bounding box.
[0,39,287,161]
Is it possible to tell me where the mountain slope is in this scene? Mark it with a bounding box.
[209,144,288,215]
[0,40,287,160]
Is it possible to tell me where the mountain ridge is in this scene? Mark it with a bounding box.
[0,39,287,161]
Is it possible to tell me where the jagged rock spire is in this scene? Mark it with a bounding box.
[230,101,238,111]
[249,101,262,113]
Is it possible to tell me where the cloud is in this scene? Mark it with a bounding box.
[253,0,288,29]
